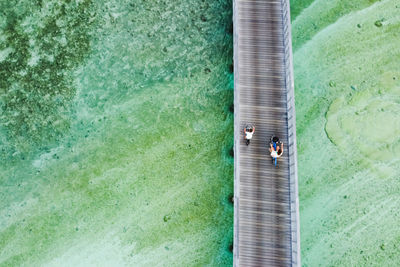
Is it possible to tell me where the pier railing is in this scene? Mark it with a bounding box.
[281,0,301,265]
[232,0,240,264]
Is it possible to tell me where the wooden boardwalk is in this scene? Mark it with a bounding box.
[233,0,300,266]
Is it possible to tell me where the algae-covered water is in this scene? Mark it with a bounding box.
[292,0,400,265]
[2,0,399,266]
[0,0,234,266]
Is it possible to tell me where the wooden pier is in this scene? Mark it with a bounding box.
[233,0,300,266]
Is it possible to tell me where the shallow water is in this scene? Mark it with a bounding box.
[0,0,233,266]
[292,0,400,265]
[3,0,399,265]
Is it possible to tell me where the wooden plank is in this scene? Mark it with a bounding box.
[239,252,291,264]
[234,0,295,265]
[239,257,290,267]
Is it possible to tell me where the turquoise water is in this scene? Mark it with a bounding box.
[292,0,400,265]
[0,0,233,265]
[2,0,399,266]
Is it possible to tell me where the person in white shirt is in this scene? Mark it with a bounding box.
[244,125,255,146]
[269,142,283,158]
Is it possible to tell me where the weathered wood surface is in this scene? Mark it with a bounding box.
[233,0,299,266]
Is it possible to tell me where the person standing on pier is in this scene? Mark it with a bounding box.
[244,125,255,146]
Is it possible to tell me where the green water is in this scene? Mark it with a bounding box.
[0,0,233,266]
[2,0,399,266]
[292,0,400,265]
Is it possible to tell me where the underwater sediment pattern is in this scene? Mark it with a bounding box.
[292,0,400,265]
[0,0,233,266]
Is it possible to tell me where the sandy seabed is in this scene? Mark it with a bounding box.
[292,0,400,265]
[0,0,233,266]
[1,0,399,266]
